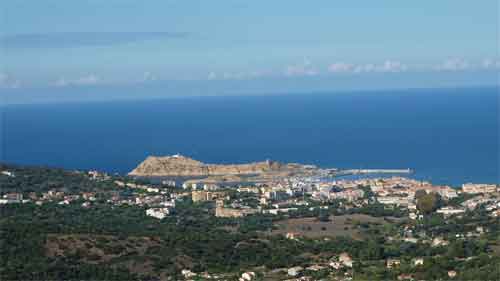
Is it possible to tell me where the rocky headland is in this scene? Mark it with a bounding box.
[128,154,313,177]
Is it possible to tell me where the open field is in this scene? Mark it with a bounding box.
[272,214,403,239]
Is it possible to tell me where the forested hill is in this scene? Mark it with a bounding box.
[0,164,499,280]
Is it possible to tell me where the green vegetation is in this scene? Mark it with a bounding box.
[0,163,117,195]
[416,191,442,214]
[0,164,499,280]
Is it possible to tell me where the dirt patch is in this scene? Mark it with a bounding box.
[490,243,500,256]
[272,214,399,239]
[45,234,162,276]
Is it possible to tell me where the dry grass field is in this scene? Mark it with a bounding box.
[272,214,402,239]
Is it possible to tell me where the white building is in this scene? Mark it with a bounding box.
[462,183,497,194]
[1,171,15,177]
[436,207,465,216]
[146,208,170,219]
[377,196,411,206]
[203,184,220,191]
[328,189,364,202]
[239,272,256,281]
[287,266,303,277]
[146,187,160,193]
[161,199,176,208]
[263,208,298,215]
[339,252,353,268]
[413,258,424,266]
[181,269,196,278]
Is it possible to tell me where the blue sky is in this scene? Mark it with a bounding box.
[0,1,499,97]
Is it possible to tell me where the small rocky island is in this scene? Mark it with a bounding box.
[128,154,315,177]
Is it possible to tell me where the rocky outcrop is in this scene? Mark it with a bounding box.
[128,154,308,177]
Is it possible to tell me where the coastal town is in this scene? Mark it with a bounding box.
[3,158,498,222]
[0,157,499,281]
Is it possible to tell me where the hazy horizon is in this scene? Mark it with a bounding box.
[1,1,499,104]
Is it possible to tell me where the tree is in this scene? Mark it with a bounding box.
[416,192,442,214]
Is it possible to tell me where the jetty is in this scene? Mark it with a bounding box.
[327,168,413,177]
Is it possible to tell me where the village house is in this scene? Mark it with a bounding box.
[432,237,449,247]
[436,206,466,216]
[491,209,500,217]
[81,192,96,201]
[263,190,289,200]
[462,197,494,210]
[215,200,260,218]
[286,232,300,240]
[448,270,457,278]
[87,170,109,180]
[263,207,298,215]
[386,259,401,269]
[203,183,220,191]
[0,193,23,204]
[287,266,303,277]
[1,170,15,177]
[237,186,261,194]
[181,269,196,278]
[338,252,353,268]
[161,180,177,187]
[146,207,171,219]
[191,190,226,202]
[239,272,256,281]
[412,258,424,266]
[377,196,411,206]
[404,237,418,243]
[328,188,364,202]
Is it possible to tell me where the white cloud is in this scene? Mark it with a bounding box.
[435,58,469,71]
[327,62,355,73]
[353,64,376,73]
[207,69,273,81]
[0,73,7,85]
[75,74,100,85]
[206,71,242,80]
[141,71,158,82]
[207,72,217,80]
[284,58,318,77]
[376,60,408,72]
[222,72,244,80]
[53,78,69,87]
[54,74,101,87]
[0,73,21,88]
[481,58,500,69]
[328,60,407,74]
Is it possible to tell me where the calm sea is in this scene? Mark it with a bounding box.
[2,87,498,186]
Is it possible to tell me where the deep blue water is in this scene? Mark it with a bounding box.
[1,87,498,186]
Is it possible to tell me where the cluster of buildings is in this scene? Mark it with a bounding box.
[462,183,498,194]
[114,180,162,193]
[312,187,365,202]
[0,190,97,206]
[87,170,110,181]
[191,190,227,202]
[364,177,458,200]
[180,252,356,281]
[2,167,499,281]
[170,175,500,220]
[0,192,26,204]
[2,164,499,223]
[1,170,15,177]
[215,200,260,218]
